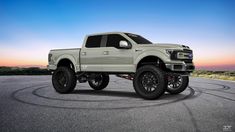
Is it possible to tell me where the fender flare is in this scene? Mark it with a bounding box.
[134,50,169,70]
[55,54,77,70]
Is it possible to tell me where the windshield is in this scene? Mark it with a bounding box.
[125,33,152,44]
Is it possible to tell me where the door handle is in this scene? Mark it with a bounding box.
[81,52,86,56]
[103,51,109,55]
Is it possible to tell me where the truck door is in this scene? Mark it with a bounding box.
[100,34,134,72]
[80,35,106,71]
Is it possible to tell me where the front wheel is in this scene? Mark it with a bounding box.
[88,74,109,90]
[166,74,189,94]
[133,65,166,100]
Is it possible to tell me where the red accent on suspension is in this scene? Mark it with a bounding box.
[116,74,133,80]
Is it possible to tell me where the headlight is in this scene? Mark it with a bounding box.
[165,49,174,56]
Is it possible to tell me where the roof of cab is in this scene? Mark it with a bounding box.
[87,32,131,36]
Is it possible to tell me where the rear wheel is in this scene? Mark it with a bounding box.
[166,74,189,94]
[133,65,166,100]
[52,67,77,93]
[88,74,109,90]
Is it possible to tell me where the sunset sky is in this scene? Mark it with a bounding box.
[1,0,235,70]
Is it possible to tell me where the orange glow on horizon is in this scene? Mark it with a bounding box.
[0,58,47,67]
[194,57,235,67]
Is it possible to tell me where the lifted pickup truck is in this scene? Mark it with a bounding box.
[48,32,194,99]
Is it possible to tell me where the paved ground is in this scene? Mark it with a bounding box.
[0,75,234,132]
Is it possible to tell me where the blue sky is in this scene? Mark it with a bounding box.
[0,0,235,70]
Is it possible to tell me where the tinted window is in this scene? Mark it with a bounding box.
[106,34,128,48]
[125,33,152,44]
[85,35,102,48]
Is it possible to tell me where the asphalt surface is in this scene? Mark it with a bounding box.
[0,75,234,132]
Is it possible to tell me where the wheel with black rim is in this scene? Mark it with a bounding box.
[52,67,77,93]
[166,74,189,94]
[133,65,166,100]
[88,74,109,90]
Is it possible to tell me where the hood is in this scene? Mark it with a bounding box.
[137,43,189,49]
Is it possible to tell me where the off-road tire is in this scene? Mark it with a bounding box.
[52,67,77,93]
[88,74,109,90]
[133,65,166,100]
[166,75,189,94]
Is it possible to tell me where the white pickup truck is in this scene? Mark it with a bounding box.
[48,32,194,99]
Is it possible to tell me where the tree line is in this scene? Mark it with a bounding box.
[0,66,51,75]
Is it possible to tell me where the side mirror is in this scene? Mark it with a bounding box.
[119,40,131,49]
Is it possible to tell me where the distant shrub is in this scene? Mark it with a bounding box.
[0,66,51,75]
[192,70,235,81]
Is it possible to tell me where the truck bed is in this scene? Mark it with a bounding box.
[48,48,81,71]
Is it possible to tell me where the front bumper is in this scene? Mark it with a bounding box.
[165,62,195,72]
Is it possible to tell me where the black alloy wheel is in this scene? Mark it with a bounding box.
[133,65,166,100]
[88,74,109,90]
[166,74,189,94]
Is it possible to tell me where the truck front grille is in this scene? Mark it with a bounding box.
[183,49,192,53]
[171,49,193,62]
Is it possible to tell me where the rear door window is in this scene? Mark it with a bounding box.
[85,35,102,48]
